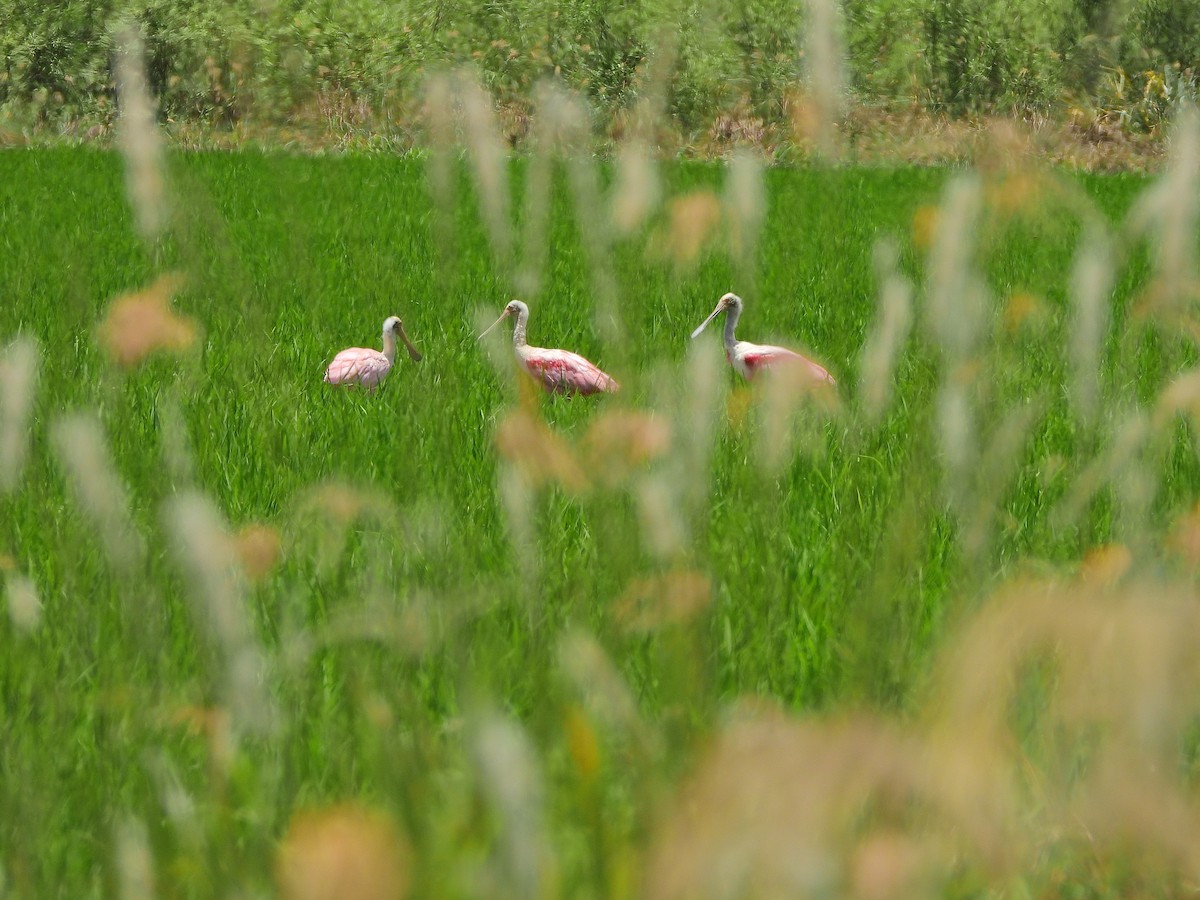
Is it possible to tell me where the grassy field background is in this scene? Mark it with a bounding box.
[3,134,1200,897]
[4,0,1198,168]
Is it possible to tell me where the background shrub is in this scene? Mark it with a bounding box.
[2,0,1200,137]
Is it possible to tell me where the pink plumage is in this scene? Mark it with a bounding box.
[692,292,835,386]
[523,348,620,395]
[324,315,422,390]
[480,300,619,396]
[737,345,835,383]
[324,347,393,388]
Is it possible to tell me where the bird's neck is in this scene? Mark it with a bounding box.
[512,311,529,349]
[382,332,397,364]
[723,306,740,354]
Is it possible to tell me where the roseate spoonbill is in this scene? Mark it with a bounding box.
[324,316,422,389]
[479,300,619,395]
[691,292,835,384]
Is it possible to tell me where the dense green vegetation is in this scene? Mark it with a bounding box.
[3,0,1199,141]
[4,142,1200,896]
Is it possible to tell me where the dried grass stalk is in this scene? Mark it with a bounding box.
[114,25,166,243]
[165,491,277,740]
[115,816,156,900]
[51,414,145,572]
[97,273,199,368]
[859,240,913,423]
[458,69,513,273]
[800,0,848,160]
[469,712,548,897]
[0,336,38,494]
[277,805,411,900]
[725,150,765,269]
[5,572,42,633]
[1070,224,1114,426]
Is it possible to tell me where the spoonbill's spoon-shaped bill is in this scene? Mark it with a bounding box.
[690,303,725,340]
[478,306,513,340]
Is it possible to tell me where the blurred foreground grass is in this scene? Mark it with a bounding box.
[3,97,1200,895]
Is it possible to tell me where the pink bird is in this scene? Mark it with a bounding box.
[480,300,619,395]
[691,292,835,385]
[324,315,422,390]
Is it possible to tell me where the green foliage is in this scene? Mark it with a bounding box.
[1129,0,1200,73]
[3,0,1200,138]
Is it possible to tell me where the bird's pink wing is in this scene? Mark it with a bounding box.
[524,349,619,395]
[741,344,836,385]
[324,348,391,388]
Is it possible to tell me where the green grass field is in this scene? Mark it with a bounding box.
[3,144,1199,897]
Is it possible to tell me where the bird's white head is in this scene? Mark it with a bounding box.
[383,315,422,362]
[691,292,744,340]
[479,300,530,339]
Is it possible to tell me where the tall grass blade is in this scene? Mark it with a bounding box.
[470,711,548,897]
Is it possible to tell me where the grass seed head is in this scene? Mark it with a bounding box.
[581,410,671,487]
[1167,504,1200,567]
[421,71,458,266]
[458,68,513,270]
[678,340,724,512]
[647,713,937,899]
[542,80,622,340]
[557,630,644,740]
[165,491,277,740]
[0,336,38,494]
[757,357,841,471]
[97,273,198,368]
[725,150,765,266]
[497,462,539,586]
[926,576,1200,878]
[612,570,711,633]
[1070,225,1114,426]
[1079,543,1133,588]
[926,175,985,359]
[156,393,194,485]
[469,712,548,898]
[233,523,282,582]
[859,239,913,422]
[5,573,42,634]
[1153,104,1199,307]
[114,25,166,243]
[495,408,589,493]
[276,805,411,900]
[635,473,687,560]
[515,85,558,296]
[611,140,660,235]
[114,816,156,900]
[800,0,848,160]
[657,192,722,269]
[51,414,145,572]
[563,705,602,782]
[910,204,938,252]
